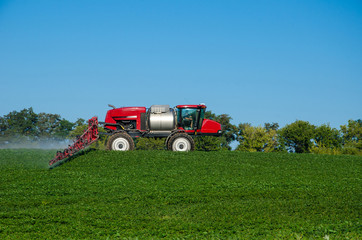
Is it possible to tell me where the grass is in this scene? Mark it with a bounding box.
[0,149,361,239]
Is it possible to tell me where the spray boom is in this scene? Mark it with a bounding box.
[49,117,99,167]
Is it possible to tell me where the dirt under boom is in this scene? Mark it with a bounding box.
[48,117,99,167]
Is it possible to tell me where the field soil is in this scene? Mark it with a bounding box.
[0,149,361,239]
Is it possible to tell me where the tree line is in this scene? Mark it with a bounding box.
[0,108,361,155]
[0,108,85,147]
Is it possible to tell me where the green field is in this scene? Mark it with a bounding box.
[0,149,361,239]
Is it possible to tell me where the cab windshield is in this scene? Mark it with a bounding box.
[177,108,205,130]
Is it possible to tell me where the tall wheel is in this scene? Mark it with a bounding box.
[167,133,195,152]
[107,133,135,151]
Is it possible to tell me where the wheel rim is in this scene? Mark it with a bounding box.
[112,137,130,151]
[172,137,191,151]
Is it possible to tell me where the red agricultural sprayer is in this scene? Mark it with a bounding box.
[49,104,222,167]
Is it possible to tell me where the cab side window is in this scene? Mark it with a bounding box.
[181,109,197,130]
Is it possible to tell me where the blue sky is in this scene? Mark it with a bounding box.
[0,0,361,129]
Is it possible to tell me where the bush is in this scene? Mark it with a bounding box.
[195,136,224,151]
[341,145,362,156]
[310,145,342,155]
[135,138,166,150]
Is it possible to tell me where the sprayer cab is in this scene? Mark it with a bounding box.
[175,105,222,135]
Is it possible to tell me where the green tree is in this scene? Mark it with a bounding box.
[279,120,316,153]
[0,116,7,133]
[309,124,343,155]
[0,108,39,146]
[67,119,87,139]
[54,119,75,139]
[2,108,38,136]
[340,119,362,154]
[74,118,86,128]
[314,124,342,149]
[264,122,279,132]
[35,113,74,140]
[205,111,237,150]
[236,123,278,152]
[0,116,10,145]
[36,113,61,138]
[0,108,79,146]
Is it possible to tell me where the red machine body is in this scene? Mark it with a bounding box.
[103,104,221,136]
[105,107,146,131]
[199,119,222,133]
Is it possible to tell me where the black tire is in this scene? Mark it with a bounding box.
[107,133,135,151]
[167,133,195,152]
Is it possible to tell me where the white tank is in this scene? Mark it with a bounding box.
[148,105,176,131]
